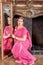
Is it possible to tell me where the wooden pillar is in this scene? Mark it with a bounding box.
[1,2,4,60]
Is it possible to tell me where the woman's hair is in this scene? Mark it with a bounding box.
[17,16,24,21]
[4,13,10,26]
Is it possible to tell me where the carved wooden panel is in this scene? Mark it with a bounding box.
[12,0,43,18]
[0,0,43,18]
[33,0,43,1]
[15,0,26,4]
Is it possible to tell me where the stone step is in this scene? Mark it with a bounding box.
[31,50,43,54]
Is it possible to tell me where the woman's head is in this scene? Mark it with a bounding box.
[17,16,24,26]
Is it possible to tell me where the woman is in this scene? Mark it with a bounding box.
[3,16,12,54]
[12,17,36,65]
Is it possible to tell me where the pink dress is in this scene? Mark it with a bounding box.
[12,26,36,64]
[3,26,12,52]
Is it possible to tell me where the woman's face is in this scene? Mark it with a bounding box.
[17,18,24,26]
[8,17,11,25]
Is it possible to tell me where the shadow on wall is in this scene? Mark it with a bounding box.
[32,16,43,50]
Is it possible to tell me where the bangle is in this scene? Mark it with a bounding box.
[15,36,16,39]
[15,36,17,39]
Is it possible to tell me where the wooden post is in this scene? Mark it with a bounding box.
[1,2,4,60]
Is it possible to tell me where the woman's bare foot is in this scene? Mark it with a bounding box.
[15,60,22,63]
[23,63,27,65]
[29,61,34,65]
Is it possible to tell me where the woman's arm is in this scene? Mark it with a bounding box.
[3,34,10,39]
[12,34,27,41]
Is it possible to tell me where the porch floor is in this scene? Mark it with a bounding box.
[0,55,43,65]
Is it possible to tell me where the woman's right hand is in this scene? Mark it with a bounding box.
[3,34,10,39]
[12,34,15,38]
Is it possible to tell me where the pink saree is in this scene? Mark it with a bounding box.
[3,26,12,51]
[12,26,36,64]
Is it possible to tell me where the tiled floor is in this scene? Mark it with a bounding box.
[0,55,43,65]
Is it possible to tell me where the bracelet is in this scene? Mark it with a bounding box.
[15,36,16,39]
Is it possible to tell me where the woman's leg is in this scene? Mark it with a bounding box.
[19,46,36,65]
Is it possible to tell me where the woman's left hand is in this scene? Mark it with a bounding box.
[12,34,16,38]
